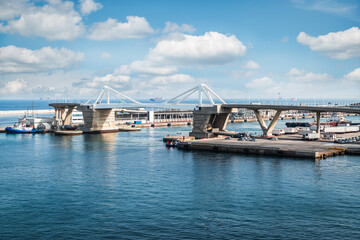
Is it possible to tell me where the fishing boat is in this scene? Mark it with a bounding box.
[5,119,43,134]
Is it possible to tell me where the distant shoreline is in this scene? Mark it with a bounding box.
[0,109,55,116]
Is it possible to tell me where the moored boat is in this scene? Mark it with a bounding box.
[309,115,351,127]
[5,119,44,134]
[285,122,311,128]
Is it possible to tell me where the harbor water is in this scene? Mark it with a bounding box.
[1,122,360,239]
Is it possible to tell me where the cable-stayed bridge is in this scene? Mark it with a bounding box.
[50,84,360,136]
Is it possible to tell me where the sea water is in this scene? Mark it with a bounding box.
[1,99,360,239]
[1,121,360,239]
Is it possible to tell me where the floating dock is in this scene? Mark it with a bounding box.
[178,135,360,160]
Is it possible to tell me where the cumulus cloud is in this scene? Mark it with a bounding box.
[286,68,331,82]
[83,74,130,89]
[163,22,196,33]
[114,31,246,79]
[0,0,30,20]
[87,31,246,97]
[0,0,85,41]
[297,27,360,59]
[241,60,260,69]
[87,16,155,40]
[149,74,194,85]
[79,0,102,15]
[147,31,246,66]
[343,67,360,81]
[31,84,55,95]
[116,60,177,76]
[0,78,27,95]
[245,77,275,88]
[0,45,84,73]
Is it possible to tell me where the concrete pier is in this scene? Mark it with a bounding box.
[178,135,357,160]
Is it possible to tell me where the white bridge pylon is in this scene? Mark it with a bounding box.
[86,86,140,105]
[165,84,226,106]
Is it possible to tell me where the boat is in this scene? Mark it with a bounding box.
[285,122,311,128]
[286,115,352,128]
[150,97,165,103]
[309,115,351,127]
[5,119,44,134]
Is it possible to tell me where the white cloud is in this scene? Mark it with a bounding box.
[116,60,177,76]
[147,31,246,66]
[245,76,275,88]
[0,0,30,20]
[149,74,194,85]
[114,32,246,78]
[79,0,102,15]
[31,84,55,95]
[286,68,331,82]
[0,78,27,95]
[0,0,85,41]
[241,60,260,69]
[0,45,84,73]
[297,27,360,59]
[163,22,196,33]
[101,52,111,59]
[86,74,130,89]
[87,16,155,40]
[343,67,360,81]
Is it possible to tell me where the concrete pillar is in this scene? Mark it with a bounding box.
[254,110,282,136]
[254,110,268,134]
[78,105,118,133]
[316,111,321,134]
[190,105,232,139]
[57,107,74,126]
[266,111,282,136]
[213,113,230,131]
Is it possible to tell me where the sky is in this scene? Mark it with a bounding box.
[0,0,360,100]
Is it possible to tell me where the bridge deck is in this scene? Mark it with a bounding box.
[222,104,360,114]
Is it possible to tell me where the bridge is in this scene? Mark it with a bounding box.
[49,84,360,135]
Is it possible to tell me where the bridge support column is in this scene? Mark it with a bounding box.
[78,105,118,133]
[61,107,74,126]
[190,105,233,139]
[53,106,75,126]
[254,110,282,137]
[316,111,321,134]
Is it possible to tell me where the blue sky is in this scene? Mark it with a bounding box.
[0,0,359,100]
